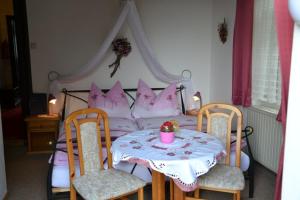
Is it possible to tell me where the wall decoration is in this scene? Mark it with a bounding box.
[218,18,228,44]
[109,38,131,77]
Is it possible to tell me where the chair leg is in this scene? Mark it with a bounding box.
[138,187,144,200]
[248,159,255,198]
[170,179,174,200]
[194,189,200,198]
[70,185,77,200]
[234,191,240,200]
[244,126,255,198]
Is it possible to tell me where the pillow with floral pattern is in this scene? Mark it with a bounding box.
[88,81,132,119]
[132,79,181,118]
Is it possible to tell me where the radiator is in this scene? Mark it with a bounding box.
[246,107,283,173]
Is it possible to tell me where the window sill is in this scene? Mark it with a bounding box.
[248,105,278,117]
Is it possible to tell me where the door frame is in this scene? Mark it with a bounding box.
[12,0,32,116]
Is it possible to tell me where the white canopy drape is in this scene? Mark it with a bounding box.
[50,0,196,110]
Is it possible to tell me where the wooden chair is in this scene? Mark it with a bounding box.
[192,103,245,200]
[65,108,146,200]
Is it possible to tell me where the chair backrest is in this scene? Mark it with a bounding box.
[64,108,112,181]
[196,103,243,167]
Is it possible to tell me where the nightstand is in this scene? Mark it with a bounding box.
[185,109,200,116]
[25,114,60,153]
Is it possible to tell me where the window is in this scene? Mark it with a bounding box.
[252,0,281,113]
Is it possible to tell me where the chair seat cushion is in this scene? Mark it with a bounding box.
[198,164,245,191]
[72,168,146,199]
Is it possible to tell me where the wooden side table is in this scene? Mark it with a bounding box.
[25,114,60,153]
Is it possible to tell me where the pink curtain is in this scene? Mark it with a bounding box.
[274,0,294,199]
[232,0,254,107]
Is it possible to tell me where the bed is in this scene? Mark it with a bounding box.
[47,82,193,197]
[46,81,253,199]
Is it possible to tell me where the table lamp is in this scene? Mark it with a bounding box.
[193,91,202,109]
[48,93,57,105]
[48,93,57,115]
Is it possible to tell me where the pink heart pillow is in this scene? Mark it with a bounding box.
[88,81,132,119]
[132,80,181,118]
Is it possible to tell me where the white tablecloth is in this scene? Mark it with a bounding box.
[111,129,225,191]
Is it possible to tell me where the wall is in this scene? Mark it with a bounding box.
[0,106,7,199]
[26,0,119,91]
[210,0,236,103]
[282,23,300,200]
[26,0,220,104]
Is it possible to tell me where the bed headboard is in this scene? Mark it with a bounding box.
[60,85,186,120]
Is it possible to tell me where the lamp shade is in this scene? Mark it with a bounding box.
[193,91,201,101]
[193,91,202,109]
[48,94,57,104]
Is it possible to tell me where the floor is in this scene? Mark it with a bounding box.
[4,144,276,200]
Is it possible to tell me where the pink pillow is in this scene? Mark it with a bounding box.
[132,80,181,118]
[88,81,132,119]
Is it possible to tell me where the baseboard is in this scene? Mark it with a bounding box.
[254,160,277,176]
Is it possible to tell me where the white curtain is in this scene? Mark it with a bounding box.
[50,0,195,110]
[252,0,281,108]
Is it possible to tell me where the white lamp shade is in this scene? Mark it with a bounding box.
[48,94,57,104]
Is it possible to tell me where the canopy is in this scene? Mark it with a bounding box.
[49,0,196,110]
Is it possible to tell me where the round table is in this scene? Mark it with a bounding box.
[111,129,225,197]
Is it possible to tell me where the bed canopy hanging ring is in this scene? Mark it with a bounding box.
[48,71,60,82]
[181,69,192,81]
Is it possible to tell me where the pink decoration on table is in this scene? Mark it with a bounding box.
[175,136,184,140]
[166,152,176,156]
[151,145,168,150]
[160,131,175,144]
[181,143,191,148]
[88,81,132,119]
[160,121,175,132]
[132,79,180,118]
[147,136,158,142]
[133,146,142,149]
[159,120,177,143]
